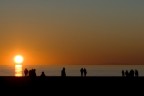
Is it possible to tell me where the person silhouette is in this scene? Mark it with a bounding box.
[32,69,36,77]
[135,69,139,77]
[83,68,87,77]
[122,70,125,77]
[61,67,66,77]
[40,71,46,77]
[80,68,84,77]
[24,68,28,76]
[125,70,129,77]
[129,69,134,77]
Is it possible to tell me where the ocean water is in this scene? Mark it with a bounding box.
[0,64,144,76]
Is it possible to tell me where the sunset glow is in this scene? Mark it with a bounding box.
[0,1,144,65]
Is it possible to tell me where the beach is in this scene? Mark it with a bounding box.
[0,76,143,95]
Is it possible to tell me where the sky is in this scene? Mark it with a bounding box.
[0,0,144,65]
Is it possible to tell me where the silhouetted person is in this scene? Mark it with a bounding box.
[61,67,66,77]
[24,68,28,76]
[135,69,139,77]
[83,68,87,77]
[33,69,36,77]
[41,71,46,77]
[29,70,32,77]
[80,68,84,77]
[129,69,134,77]
[125,70,129,77]
[122,70,125,77]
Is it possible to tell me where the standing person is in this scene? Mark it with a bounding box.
[125,70,129,77]
[83,68,87,77]
[24,68,28,76]
[130,69,134,77]
[61,67,66,77]
[122,70,125,77]
[135,69,139,77]
[80,68,84,77]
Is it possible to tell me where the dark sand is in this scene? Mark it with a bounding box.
[0,76,143,95]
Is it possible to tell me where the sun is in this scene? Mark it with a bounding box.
[14,55,24,64]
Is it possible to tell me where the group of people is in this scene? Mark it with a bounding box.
[24,68,140,78]
[24,68,45,78]
[80,68,87,77]
[24,67,88,77]
[24,68,37,78]
[122,69,139,77]
[61,67,87,77]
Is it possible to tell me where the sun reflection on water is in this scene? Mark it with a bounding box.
[15,64,22,76]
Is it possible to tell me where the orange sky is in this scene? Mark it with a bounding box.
[0,1,144,65]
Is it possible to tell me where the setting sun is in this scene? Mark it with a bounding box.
[14,55,24,64]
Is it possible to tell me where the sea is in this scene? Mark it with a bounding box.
[0,64,144,76]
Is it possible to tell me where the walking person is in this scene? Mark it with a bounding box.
[80,68,84,77]
[24,68,29,76]
[135,69,139,77]
[61,67,66,77]
[83,68,87,77]
[122,70,125,77]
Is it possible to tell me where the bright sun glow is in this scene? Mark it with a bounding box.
[14,55,24,64]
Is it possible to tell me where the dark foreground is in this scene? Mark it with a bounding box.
[0,76,143,95]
